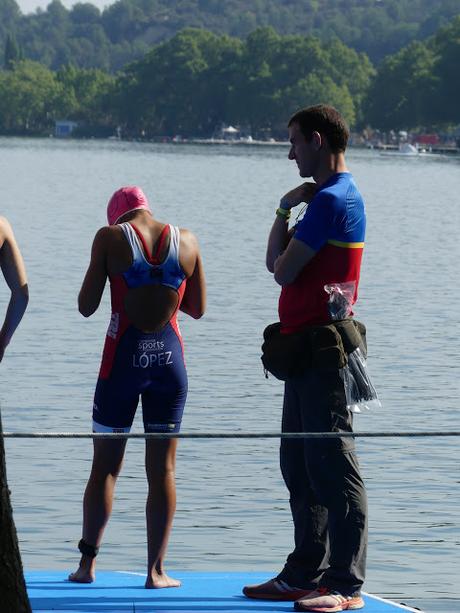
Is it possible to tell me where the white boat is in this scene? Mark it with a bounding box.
[399,142,418,155]
[380,142,420,156]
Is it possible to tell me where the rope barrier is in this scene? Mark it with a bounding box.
[2,431,460,439]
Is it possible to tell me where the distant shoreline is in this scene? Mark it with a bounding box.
[1,134,458,156]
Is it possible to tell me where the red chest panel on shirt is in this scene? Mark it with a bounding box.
[279,243,363,332]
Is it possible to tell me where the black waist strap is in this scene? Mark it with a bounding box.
[261,318,368,380]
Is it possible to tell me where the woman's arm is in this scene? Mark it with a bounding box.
[179,231,206,319]
[0,217,29,362]
[78,228,110,317]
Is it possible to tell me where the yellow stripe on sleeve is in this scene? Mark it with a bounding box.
[328,239,364,249]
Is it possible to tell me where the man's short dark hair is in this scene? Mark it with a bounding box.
[288,105,349,153]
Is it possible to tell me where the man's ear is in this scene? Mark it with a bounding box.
[311,131,322,151]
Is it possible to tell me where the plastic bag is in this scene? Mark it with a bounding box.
[324,282,381,413]
[324,281,356,320]
[339,347,382,413]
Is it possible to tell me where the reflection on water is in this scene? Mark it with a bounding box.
[0,139,459,613]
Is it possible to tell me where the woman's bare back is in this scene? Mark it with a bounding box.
[105,213,197,331]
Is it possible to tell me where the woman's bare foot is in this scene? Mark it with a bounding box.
[145,570,181,589]
[68,558,96,583]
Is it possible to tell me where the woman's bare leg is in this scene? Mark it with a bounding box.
[144,438,181,589]
[69,438,127,583]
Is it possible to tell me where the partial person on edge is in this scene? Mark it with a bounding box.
[243,105,368,612]
[69,186,206,589]
[0,215,30,612]
[0,216,29,362]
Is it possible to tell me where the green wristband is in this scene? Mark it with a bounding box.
[276,207,291,219]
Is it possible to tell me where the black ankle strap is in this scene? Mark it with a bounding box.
[78,539,99,558]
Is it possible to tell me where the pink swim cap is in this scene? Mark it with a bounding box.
[107,186,151,225]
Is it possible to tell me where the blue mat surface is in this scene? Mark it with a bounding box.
[26,571,421,612]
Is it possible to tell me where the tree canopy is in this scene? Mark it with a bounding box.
[364,16,460,129]
[1,18,460,137]
[1,0,459,71]
[0,59,115,134]
[115,27,373,137]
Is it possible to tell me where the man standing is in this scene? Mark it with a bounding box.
[243,105,367,612]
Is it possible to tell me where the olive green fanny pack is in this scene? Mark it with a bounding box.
[261,318,367,381]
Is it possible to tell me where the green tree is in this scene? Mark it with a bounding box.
[0,60,64,133]
[102,0,147,44]
[116,28,243,135]
[279,72,356,128]
[3,0,460,70]
[364,41,436,130]
[0,0,21,52]
[56,64,116,125]
[232,27,281,131]
[323,38,375,126]
[4,32,21,69]
[114,26,371,137]
[430,16,460,124]
[70,2,101,25]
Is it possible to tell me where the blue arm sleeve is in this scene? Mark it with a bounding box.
[294,193,332,251]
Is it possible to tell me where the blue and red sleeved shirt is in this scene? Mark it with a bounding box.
[279,172,366,332]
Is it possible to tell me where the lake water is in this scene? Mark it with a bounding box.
[0,138,459,613]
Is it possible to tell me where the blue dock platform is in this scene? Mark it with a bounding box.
[25,570,422,612]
